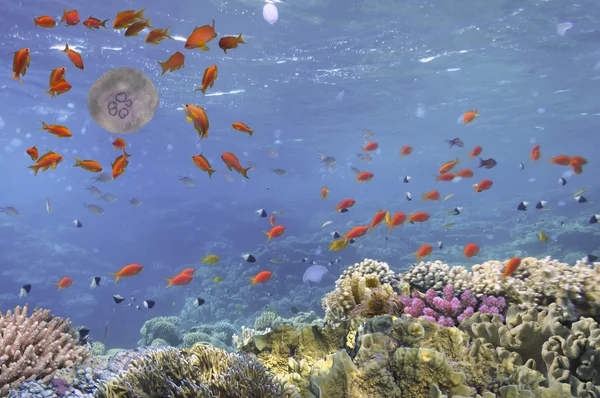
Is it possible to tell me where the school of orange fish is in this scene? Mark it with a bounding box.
[8,7,595,303]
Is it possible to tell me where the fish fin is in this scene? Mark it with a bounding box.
[263,231,271,243]
[11,73,24,85]
[73,156,82,167]
[145,18,152,28]
[237,33,245,44]
[207,169,216,179]
[63,42,69,53]
[27,164,40,176]
[241,167,250,179]
[164,278,172,288]
[199,45,209,51]
[163,26,173,39]
[136,8,146,20]
[223,48,227,54]
[101,19,110,28]
[247,277,256,285]
[157,61,168,75]
[108,273,120,283]
[185,116,192,123]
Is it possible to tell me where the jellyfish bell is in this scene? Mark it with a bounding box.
[88,67,159,134]
[263,3,278,25]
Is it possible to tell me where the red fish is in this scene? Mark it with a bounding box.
[60,8,80,26]
[408,212,429,224]
[25,146,38,161]
[232,122,254,136]
[63,43,84,70]
[218,33,246,54]
[413,244,433,263]
[184,104,209,139]
[344,226,369,243]
[439,157,460,174]
[157,51,185,75]
[11,48,30,85]
[436,173,455,182]
[165,272,193,288]
[49,67,66,87]
[221,152,251,179]
[386,212,407,232]
[112,151,131,180]
[335,199,355,212]
[549,155,570,166]
[33,15,57,28]
[469,146,482,159]
[249,271,272,285]
[399,145,412,157]
[530,145,541,162]
[83,16,109,29]
[463,109,479,124]
[113,9,146,30]
[192,154,216,178]
[112,138,126,150]
[265,225,285,243]
[474,179,493,193]
[185,19,217,50]
[464,243,479,259]
[356,171,374,182]
[46,80,71,98]
[454,169,473,178]
[363,142,378,152]
[502,257,521,279]
[421,189,440,202]
[320,186,329,199]
[54,277,73,290]
[369,210,387,230]
[109,264,143,283]
[269,215,276,226]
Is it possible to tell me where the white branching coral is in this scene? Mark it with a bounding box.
[0,304,91,396]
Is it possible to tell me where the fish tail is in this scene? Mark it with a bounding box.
[27,164,40,176]
[53,282,62,290]
[63,42,69,53]
[33,15,39,26]
[455,156,460,165]
[247,277,256,285]
[419,194,428,203]
[164,26,173,39]
[207,169,216,179]
[248,130,254,136]
[11,73,24,85]
[73,156,82,168]
[145,18,152,28]
[39,120,48,130]
[45,88,55,98]
[164,278,172,288]
[101,19,110,28]
[157,61,169,75]
[108,273,120,283]
[237,33,246,44]
[136,8,146,20]
[60,7,67,23]
[474,108,479,116]
[264,231,271,243]
[196,86,207,95]
[548,156,554,165]
[241,167,251,179]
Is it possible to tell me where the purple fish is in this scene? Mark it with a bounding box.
[447,137,464,148]
[479,158,497,169]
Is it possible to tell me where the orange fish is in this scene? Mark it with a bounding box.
[157,51,185,75]
[112,137,126,150]
[221,152,251,179]
[421,189,440,202]
[113,9,146,29]
[83,16,109,29]
[335,199,355,212]
[145,27,173,44]
[463,109,479,124]
[45,80,71,98]
[125,18,153,37]
[232,122,255,136]
[399,145,413,157]
[436,173,455,182]
[356,171,374,182]
[249,271,272,285]
[320,186,329,199]
[185,19,217,50]
[33,15,56,28]
[54,277,73,290]
[181,268,196,276]
[386,212,407,233]
[219,34,246,54]
[11,48,30,85]
[192,153,216,178]
[194,65,218,95]
[112,151,132,180]
[570,155,587,166]
[530,145,541,162]
[469,146,482,159]
[413,244,433,263]
[264,225,285,243]
[344,226,369,243]
[369,210,387,231]
[63,43,84,70]
[502,257,521,280]
[183,104,210,140]
[49,67,66,87]
[363,142,378,152]
[25,146,38,161]
[408,212,430,224]
[454,169,473,178]
[474,179,493,193]
[464,243,479,259]
[165,272,193,288]
[439,157,460,174]
[40,121,72,138]
[549,155,570,166]
[269,215,276,226]
[28,151,63,176]
[60,8,80,26]
[109,264,143,283]
[73,157,102,172]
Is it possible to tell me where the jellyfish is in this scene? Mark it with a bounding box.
[302,265,328,284]
[263,3,278,25]
[557,22,573,37]
[88,67,159,134]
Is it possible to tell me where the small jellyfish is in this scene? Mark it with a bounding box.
[263,3,278,25]
[557,22,573,36]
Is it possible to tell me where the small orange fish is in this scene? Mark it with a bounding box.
[454,169,473,178]
[474,179,493,193]
[439,157,460,174]
[436,173,455,182]
[502,257,521,280]
[463,109,479,124]
[109,264,143,283]
[369,210,387,230]
[125,18,153,37]
[356,171,374,182]
[157,51,185,75]
[363,142,378,152]
[420,189,440,202]
[192,154,216,178]
[185,19,217,50]
[112,137,126,150]
[181,268,196,276]
[530,145,541,162]
[335,199,355,212]
[49,67,66,87]
[249,271,272,285]
[399,145,413,157]
[25,146,38,161]
[464,243,479,259]
[413,244,433,263]
[165,272,193,288]
[28,151,63,176]
[221,152,251,179]
[320,186,329,199]
[549,155,570,166]
[469,146,482,159]
[40,121,72,138]
[343,226,369,243]
[218,33,246,54]
[33,15,56,28]
[60,8,80,26]
[570,155,587,166]
[408,212,430,224]
[269,215,276,226]
[63,43,84,70]
[113,9,146,30]
[54,277,73,290]
[112,151,131,180]
[11,48,30,85]
[73,157,102,172]
[83,16,109,29]
[264,225,285,243]
[45,80,71,98]
[194,65,218,95]
[232,122,255,136]
[145,27,173,44]
[184,104,210,139]
[386,212,407,232]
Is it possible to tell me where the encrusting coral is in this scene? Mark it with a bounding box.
[0,304,91,397]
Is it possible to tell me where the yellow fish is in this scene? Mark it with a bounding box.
[201,254,220,265]
[539,231,548,243]
[443,194,454,201]
[213,276,223,283]
[329,239,349,251]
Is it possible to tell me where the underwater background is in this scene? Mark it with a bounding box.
[0,0,599,397]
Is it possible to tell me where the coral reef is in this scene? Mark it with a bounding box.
[137,315,181,347]
[0,304,91,397]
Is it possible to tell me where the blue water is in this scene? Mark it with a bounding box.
[0,0,598,348]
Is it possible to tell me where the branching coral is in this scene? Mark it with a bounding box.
[0,304,90,397]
